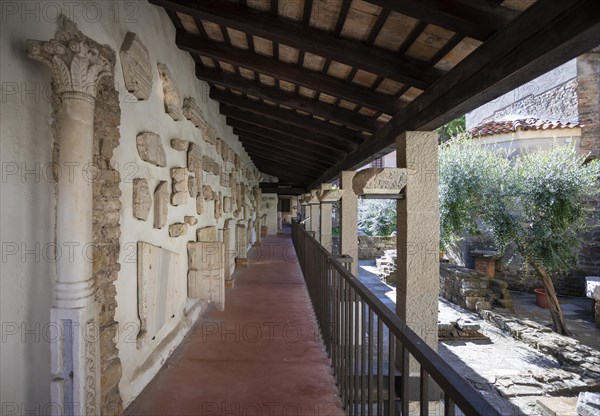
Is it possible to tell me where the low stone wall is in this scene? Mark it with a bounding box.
[376,250,397,283]
[439,263,513,310]
[494,269,587,297]
[358,236,396,260]
[479,309,600,396]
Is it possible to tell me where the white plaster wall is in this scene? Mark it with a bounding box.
[0,8,67,411]
[0,0,261,409]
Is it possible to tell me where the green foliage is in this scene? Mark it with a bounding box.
[358,199,396,236]
[437,115,466,144]
[439,135,509,247]
[439,137,600,274]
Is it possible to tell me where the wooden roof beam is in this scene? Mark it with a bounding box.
[362,0,518,41]
[150,0,442,89]
[212,89,365,140]
[222,108,359,152]
[198,67,380,132]
[176,32,402,114]
[242,143,332,171]
[228,120,348,158]
[236,132,339,164]
[250,157,321,179]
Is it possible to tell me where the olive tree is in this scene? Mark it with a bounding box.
[440,137,600,335]
[358,199,396,236]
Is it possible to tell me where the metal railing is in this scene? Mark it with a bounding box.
[292,221,501,416]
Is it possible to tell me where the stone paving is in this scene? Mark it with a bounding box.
[358,260,600,415]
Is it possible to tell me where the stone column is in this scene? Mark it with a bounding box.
[307,190,320,240]
[318,187,344,253]
[300,193,310,228]
[340,171,358,275]
[396,131,439,352]
[27,35,112,415]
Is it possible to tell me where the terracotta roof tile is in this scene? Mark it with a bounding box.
[469,118,580,138]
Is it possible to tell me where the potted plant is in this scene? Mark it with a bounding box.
[534,288,548,309]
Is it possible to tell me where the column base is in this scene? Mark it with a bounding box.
[50,303,100,416]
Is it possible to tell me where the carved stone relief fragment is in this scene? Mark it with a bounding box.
[170,139,189,151]
[184,216,198,226]
[157,63,184,121]
[133,178,151,221]
[169,222,188,237]
[137,132,166,167]
[154,181,169,229]
[170,167,188,206]
[119,32,152,100]
[183,97,207,129]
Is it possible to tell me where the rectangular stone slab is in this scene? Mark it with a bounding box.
[197,226,217,242]
[137,242,179,341]
[187,241,224,310]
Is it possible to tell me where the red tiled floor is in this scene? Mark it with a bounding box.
[126,234,344,415]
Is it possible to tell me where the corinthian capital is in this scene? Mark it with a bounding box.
[26,37,112,100]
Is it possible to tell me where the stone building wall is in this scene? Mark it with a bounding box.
[466,59,579,128]
[577,50,600,276]
[358,236,396,260]
[93,65,124,414]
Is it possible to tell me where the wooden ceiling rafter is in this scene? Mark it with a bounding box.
[152,0,444,90]
[178,32,402,114]
[212,90,364,143]
[225,118,351,155]
[197,67,381,131]
[241,142,332,170]
[237,132,340,164]
[361,0,517,41]
[222,108,359,153]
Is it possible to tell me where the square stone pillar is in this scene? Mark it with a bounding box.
[320,203,333,250]
[396,131,439,352]
[308,190,320,241]
[340,171,358,275]
[318,187,344,253]
[300,201,309,227]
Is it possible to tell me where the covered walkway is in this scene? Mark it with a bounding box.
[126,233,344,415]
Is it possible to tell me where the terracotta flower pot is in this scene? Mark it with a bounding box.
[534,288,549,309]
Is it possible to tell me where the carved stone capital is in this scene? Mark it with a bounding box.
[26,37,112,100]
[318,188,344,203]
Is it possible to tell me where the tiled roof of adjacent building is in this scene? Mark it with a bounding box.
[469,118,581,137]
